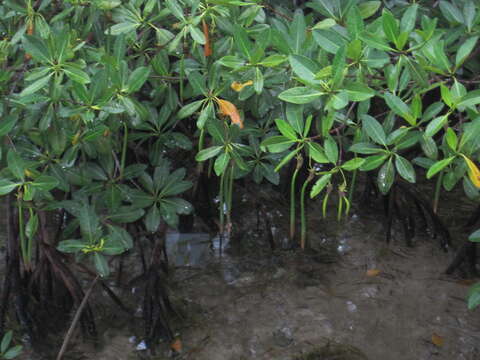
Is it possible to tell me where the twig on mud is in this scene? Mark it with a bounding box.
[56,275,100,360]
[177,335,211,359]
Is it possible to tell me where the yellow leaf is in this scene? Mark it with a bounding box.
[215,98,243,129]
[431,333,444,347]
[170,338,182,352]
[366,269,381,277]
[231,80,253,92]
[463,156,480,188]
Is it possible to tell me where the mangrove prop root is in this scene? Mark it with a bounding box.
[445,241,477,276]
[56,275,99,360]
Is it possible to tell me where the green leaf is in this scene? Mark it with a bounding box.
[217,55,246,68]
[349,142,383,154]
[382,9,399,45]
[395,155,416,183]
[189,26,206,44]
[233,24,252,60]
[361,115,386,145]
[214,152,230,176]
[445,127,457,151]
[165,0,185,20]
[384,92,415,125]
[1,331,12,353]
[19,73,52,97]
[400,4,418,34]
[31,175,59,191]
[324,137,338,164]
[278,87,324,104]
[145,205,161,233]
[377,158,395,194]
[439,1,464,23]
[177,100,204,119]
[7,151,25,180]
[286,103,304,135]
[3,345,23,359]
[312,29,345,54]
[425,114,448,137]
[313,18,337,30]
[275,118,298,140]
[467,282,480,309]
[0,116,17,139]
[426,156,455,179]
[469,229,480,242]
[106,22,140,35]
[23,35,51,63]
[358,1,381,19]
[108,207,145,223]
[127,66,150,93]
[289,54,319,84]
[57,239,86,253]
[341,158,365,171]
[195,146,223,161]
[307,142,329,163]
[455,36,478,68]
[261,136,295,153]
[274,147,301,172]
[359,32,395,52]
[310,174,332,198]
[458,90,480,108]
[187,71,207,96]
[63,65,91,84]
[93,253,110,277]
[360,154,388,171]
[258,54,287,67]
[345,83,375,101]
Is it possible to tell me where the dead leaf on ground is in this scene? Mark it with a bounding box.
[366,269,381,277]
[431,333,444,347]
[171,338,182,352]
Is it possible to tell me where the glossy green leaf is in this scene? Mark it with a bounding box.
[278,87,324,104]
[377,158,395,194]
[310,174,332,198]
[395,155,416,183]
[426,156,455,179]
[361,115,386,145]
[195,146,223,161]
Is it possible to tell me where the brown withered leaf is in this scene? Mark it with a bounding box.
[202,20,212,57]
[366,269,381,277]
[216,98,243,129]
[170,338,182,352]
[231,80,253,92]
[431,333,444,347]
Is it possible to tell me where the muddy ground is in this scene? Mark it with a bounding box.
[10,187,480,360]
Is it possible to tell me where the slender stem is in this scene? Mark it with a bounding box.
[218,167,225,234]
[433,171,443,214]
[119,121,128,179]
[290,167,299,241]
[18,197,28,270]
[300,171,314,249]
[347,169,357,206]
[226,163,234,233]
[56,275,99,360]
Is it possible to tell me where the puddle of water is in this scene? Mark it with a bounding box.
[165,232,211,267]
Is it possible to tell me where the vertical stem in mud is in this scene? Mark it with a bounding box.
[300,171,314,249]
[290,155,303,242]
[433,171,443,214]
[226,162,234,232]
[119,121,128,179]
[347,169,357,206]
[56,275,99,360]
[219,165,226,234]
[17,197,29,270]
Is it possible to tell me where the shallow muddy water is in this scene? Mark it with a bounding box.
[4,186,480,360]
